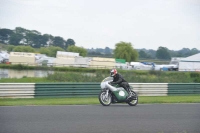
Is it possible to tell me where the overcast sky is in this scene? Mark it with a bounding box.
[0,0,200,50]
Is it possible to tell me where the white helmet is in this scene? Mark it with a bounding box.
[110,69,117,77]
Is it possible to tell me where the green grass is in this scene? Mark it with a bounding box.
[0,97,98,106]
[138,95,200,104]
[0,95,200,106]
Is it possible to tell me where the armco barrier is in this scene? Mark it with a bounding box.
[0,83,200,98]
[0,83,35,98]
[129,83,168,96]
[35,83,100,97]
[168,83,200,95]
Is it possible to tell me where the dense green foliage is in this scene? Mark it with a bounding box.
[45,70,200,83]
[39,46,65,57]
[114,42,139,62]
[190,72,200,83]
[139,50,151,59]
[0,64,200,83]
[13,45,35,52]
[88,47,200,59]
[67,45,88,57]
[0,27,75,49]
[156,46,171,60]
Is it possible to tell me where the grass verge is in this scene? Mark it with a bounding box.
[0,95,200,106]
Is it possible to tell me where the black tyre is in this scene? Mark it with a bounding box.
[127,91,138,106]
[99,91,112,106]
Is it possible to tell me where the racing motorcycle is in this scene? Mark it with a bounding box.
[99,77,138,106]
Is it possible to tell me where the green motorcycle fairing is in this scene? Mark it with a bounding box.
[111,85,129,101]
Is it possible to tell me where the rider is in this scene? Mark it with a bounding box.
[110,68,133,99]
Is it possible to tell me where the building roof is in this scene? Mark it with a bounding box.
[181,53,200,62]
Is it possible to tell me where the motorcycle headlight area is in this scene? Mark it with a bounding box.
[100,82,106,89]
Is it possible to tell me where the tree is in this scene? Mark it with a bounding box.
[177,48,191,57]
[0,28,13,44]
[138,50,152,59]
[169,50,178,57]
[0,27,76,49]
[139,50,148,58]
[105,47,111,54]
[39,47,51,56]
[31,30,41,35]
[25,33,47,48]
[9,33,23,46]
[88,51,102,56]
[146,49,156,58]
[13,46,35,52]
[26,33,39,47]
[15,27,28,34]
[39,46,65,57]
[43,34,54,46]
[113,41,138,62]
[67,45,87,57]
[190,48,199,55]
[53,36,65,48]
[156,46,171,60]
[7,45,15,52]
[96,48,104,53]
[65,38,75,49]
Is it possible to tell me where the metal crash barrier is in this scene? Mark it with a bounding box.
[0,83,200,98]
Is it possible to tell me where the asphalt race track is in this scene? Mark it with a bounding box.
[0,104,200,133]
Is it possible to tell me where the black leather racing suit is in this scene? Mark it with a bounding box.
[111,73,131,94]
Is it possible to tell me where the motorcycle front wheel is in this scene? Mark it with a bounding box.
[99,91,112,106]
[127,91,138,106]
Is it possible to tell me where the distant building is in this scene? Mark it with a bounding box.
[179,53,200,71]
[9,52,35,65]
[89,57,115,69]
[56,51,79,58]
[115,59,128,69]
[54,51,89,67]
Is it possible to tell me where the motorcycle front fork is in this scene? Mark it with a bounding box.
[105,89,109,99]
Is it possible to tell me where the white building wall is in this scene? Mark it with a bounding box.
[179,62,200,71]
[54,57,75,67]
[89,57,115,69]
[74,57,90,67]
[9,52,35,65]
[56,51,79,58]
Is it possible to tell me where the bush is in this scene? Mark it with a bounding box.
[190,72,200,83]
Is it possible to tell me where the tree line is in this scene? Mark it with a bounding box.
[138,47,199,60]
[1,27,199,62]
[0,27,87,57]
[5,45,87,57]
[88,46,200,60]
[0,27,75,49]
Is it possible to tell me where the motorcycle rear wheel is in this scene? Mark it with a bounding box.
[99,91,112,106]
[127,91,138,106]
